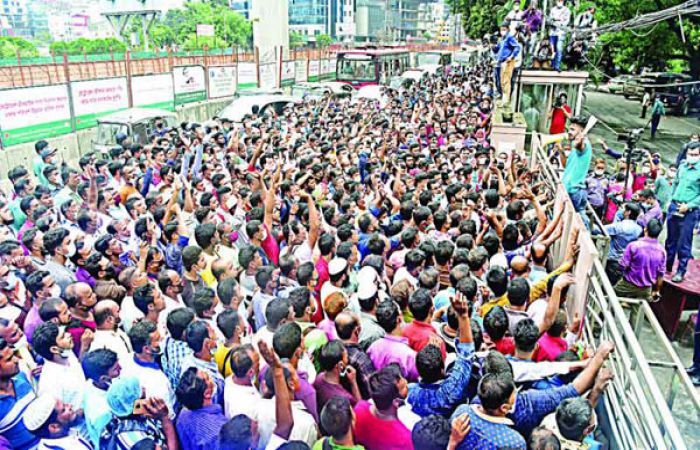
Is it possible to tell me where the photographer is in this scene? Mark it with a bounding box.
[547,92,572,135]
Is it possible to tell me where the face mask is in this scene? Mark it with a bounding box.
[150,345,162,356]
[594,169,605,176]
[667,170,677,179]
[59,348,72,359]
[687,155,699,165]
[641,167,651,174]
[12,335,28,351]
[65,243,76,258]
[652,158,660,165]
[50,284,61,298]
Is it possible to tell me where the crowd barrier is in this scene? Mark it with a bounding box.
[531,132,699,449]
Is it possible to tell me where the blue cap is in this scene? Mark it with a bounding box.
[107,376,141,417]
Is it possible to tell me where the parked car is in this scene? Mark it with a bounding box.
[291,82,353,100]
[389,69,429,89]
[218,95,300,123]
[657,74,700,116]
[606,75,633,94]
[93,108,177,154]
[234,87,284,98]
[622,75,654,99]
[353,85,388,107]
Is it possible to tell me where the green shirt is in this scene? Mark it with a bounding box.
[32,156,49,186]
[8,198,26,231]
[671,160,700,209]
[312,437,365,450]
[561,139,593,192]
[654,175,672,211]
[651,99,665,116]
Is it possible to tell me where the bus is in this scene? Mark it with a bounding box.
[336,48,411,88]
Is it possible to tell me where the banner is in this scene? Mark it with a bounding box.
[308,60,320,82]
[259,63,277,89]
[71,78,129,130]
[238,62,257,90]
[196,24,214,37]
[281,61,295,87]
[0,85,72,146]
[295,60,308,83]
[173,65,207,105]
[208,66,237,98]
[131,74,174,110]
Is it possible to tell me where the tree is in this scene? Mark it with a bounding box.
[446,0,512,39]
[315,33,333,48]
[49,38,126,56]
[0,37,38,59]
[289,31,306,49]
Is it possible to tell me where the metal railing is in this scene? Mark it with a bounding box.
[531,131,695,450]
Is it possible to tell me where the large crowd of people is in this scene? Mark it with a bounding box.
[0,44,697,450]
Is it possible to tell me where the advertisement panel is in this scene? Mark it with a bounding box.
[281,61,295,87]
[0,84,72,146]
[173,65,207,105]
[308,60,320,82]
[295,60,308,82]
[208,66,237,98]
[71,78,129,130]
[131,74,174,110]
[237,62,258,90]
[259,63,277,89]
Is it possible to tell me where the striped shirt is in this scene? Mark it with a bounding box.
[0,372,38,450]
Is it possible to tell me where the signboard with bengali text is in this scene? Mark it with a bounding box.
[237,62,258,90]
[208,66,237,98]
[173,65,207,105]
[131,74,174,110]
[259,62,277,89]
[281,61,295,87]
[308,60,320,81]
[295,60,308,82]
[0,84,72,146]
[71,78,129,130]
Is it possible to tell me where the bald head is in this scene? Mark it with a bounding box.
[510,255,529,276]
[334,311,359,342]
[94,300,119,329]
[530,243,548,265]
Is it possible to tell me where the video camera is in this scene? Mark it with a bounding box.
[617,128,644,146]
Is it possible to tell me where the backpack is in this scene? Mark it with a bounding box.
[99,417,161,450]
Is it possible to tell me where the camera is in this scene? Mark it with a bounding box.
[617,128,644,146]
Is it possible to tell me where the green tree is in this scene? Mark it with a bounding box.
[446,0,512,39]
[289,31,306,49]
[315,33,333,48]
[0,36,38,59]
[48,38,126,55]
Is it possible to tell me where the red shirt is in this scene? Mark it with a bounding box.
[494,336,515,356]
[401,320,446,359]
[353,400,414,450]
[260,224,279,266]
[549,104,571,134]
[533,333,568,362]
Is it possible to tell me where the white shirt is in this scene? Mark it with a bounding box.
[257,399,318,449]
[320,281,345,306]
[223,379,261,420]
[120,295,144,333]
[37,435,92,450]
[120,355,176,418]
[88,329,132,362]
[393,267,418,288]
[38,355,86,410]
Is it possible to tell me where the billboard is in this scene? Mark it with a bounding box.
[71,78,129,130]
[0,85,72,146]
[281,61,295,87]
[259,63,277,89]
[208,66,237,98]
[131,74,174,110]
[173,65,207,106]
[295,60,308,83]
[237,62,258,90]
[308,60,320,82]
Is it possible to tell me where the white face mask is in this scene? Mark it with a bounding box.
[687,155,700,165]
[50,284,61,298]
[65,242,76,258]
[642,167,651,174]
[594,169,605,176]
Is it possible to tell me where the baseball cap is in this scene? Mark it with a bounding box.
[40,148,57,159]
[23,394,56,432]
[328,258,348,276]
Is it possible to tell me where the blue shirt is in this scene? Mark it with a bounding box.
[451,404,526,450]
[497,33,521,63]
[176,404,228,450]
[473,383,578,437]
[562,140,593,192]
[0,372,38,450]
[604,219,642,260]
[407,341,475,417]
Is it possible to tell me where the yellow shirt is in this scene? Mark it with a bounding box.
[214,343,235,377]
[479,260,573,318]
